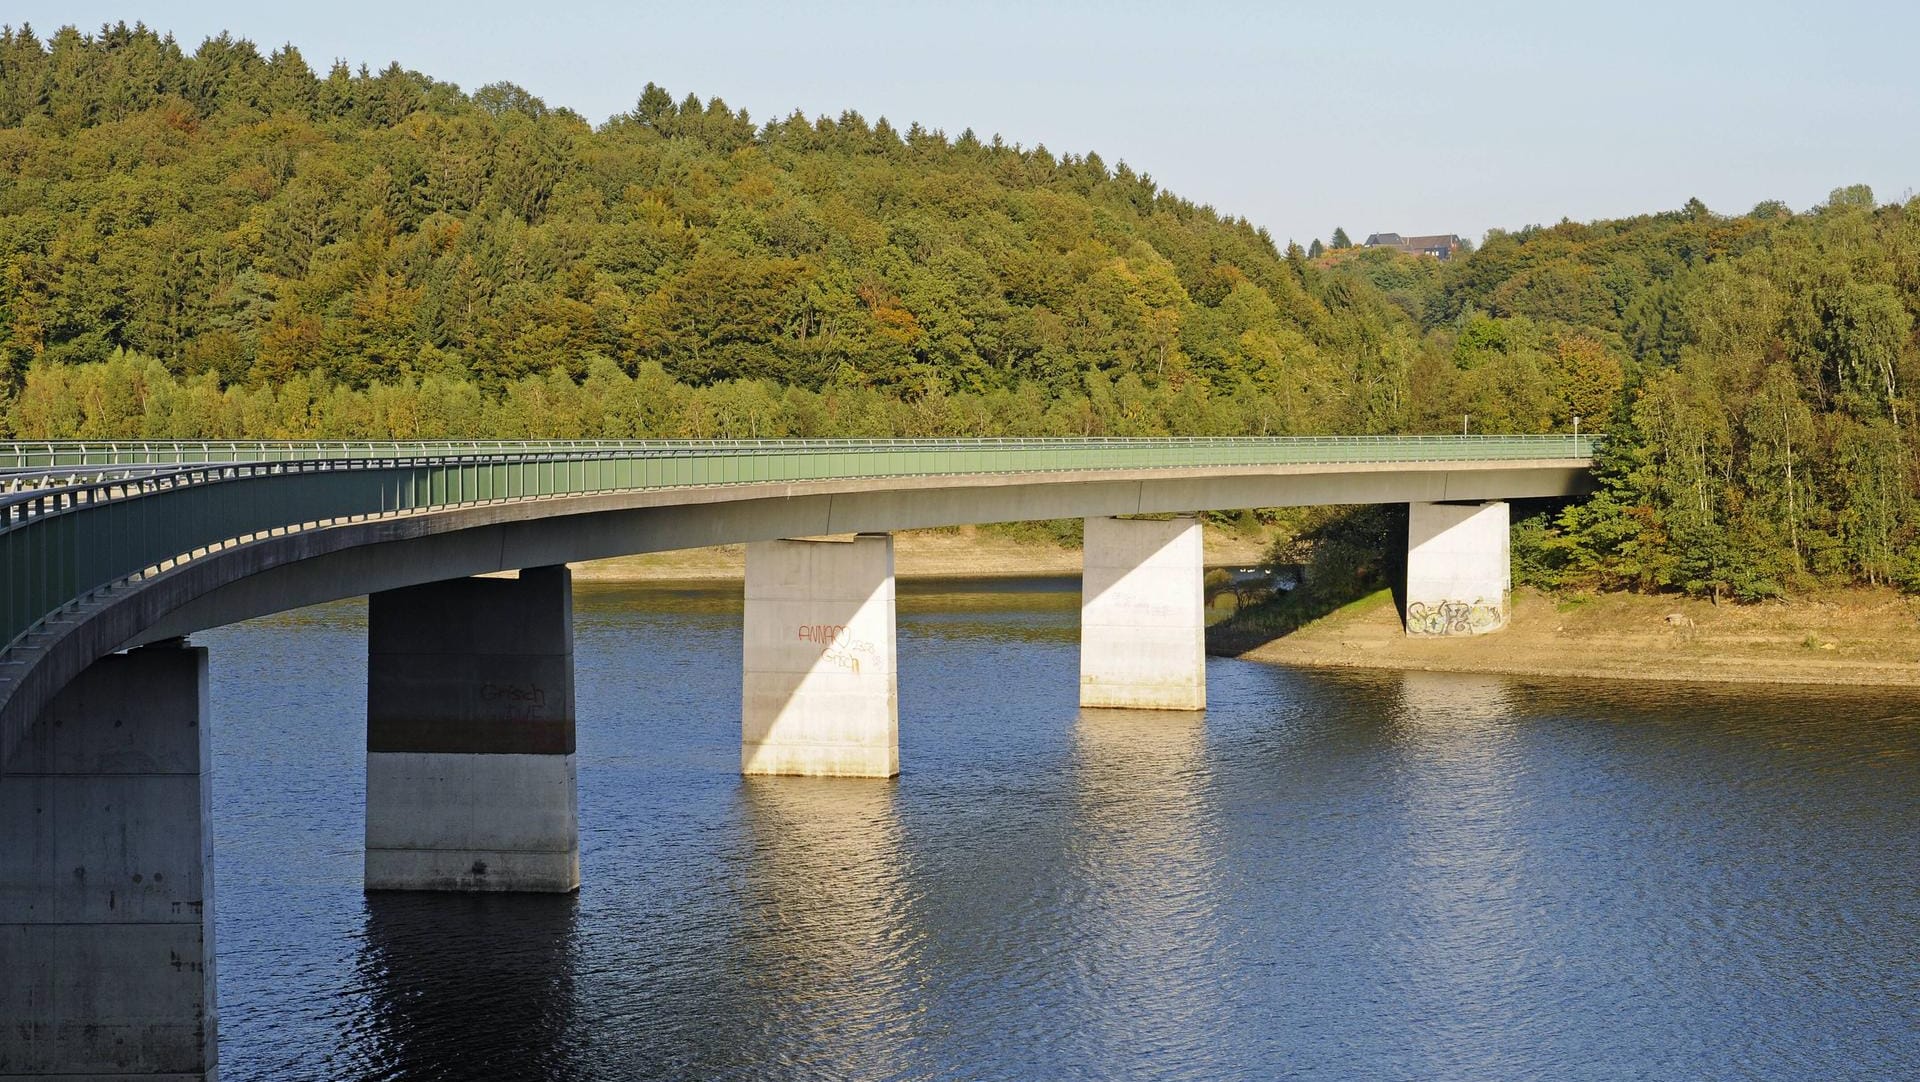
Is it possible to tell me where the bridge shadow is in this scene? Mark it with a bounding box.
[351,891,582,1080]
[1206,576,1407,657]
[1205,505,1410,657]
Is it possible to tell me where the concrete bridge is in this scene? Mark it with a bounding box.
[0,435,1593,1079]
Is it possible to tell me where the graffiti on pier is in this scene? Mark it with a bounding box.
[797,623,849,646]
[480,681,548,720]
[797,622,877,673]
[1406,598,1504,636]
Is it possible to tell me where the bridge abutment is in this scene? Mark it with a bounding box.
[1,643,218,1081]
[742,534,899,778]
[1079,516,1207,711]
[1405,501,1511,636]
[365,566,580,892]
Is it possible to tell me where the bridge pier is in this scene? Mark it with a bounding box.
[365,566,580,892]
[0,643,218,1081]
[1079,515,1207,711]
[1405,501,1511,636]
[742,534,898,778]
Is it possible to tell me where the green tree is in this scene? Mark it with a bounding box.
[5,23,1920,599]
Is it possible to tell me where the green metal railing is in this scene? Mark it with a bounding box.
[0,439,667,470]
[0,436,1595,473]
[0,436,1596,656]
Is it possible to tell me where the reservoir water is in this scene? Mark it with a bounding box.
[201,578,1920,1080]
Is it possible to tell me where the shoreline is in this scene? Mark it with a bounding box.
[574,535,1919,690]
[1225,587,1920,690]
[567,523,1273,582]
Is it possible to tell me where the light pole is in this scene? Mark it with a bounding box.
[1573,415,1581,443]
[1462,414,1470,436]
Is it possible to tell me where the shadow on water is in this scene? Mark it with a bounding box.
[350,892,582,1082]
[899,573,1081,599]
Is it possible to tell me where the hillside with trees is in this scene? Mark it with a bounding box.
[1,23,1917,596]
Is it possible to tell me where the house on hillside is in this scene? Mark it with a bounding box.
[1363,232,1464,259]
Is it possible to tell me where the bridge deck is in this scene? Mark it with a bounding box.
[0,437,1595,752]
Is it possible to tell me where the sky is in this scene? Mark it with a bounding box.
[10,1,1920,244]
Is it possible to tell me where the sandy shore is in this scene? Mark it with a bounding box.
[1227,587,1920,688]
[574,533,1917,688]
[568,523,1272,581]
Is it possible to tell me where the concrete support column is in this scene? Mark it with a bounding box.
[1080,515,1207,711]
[366,566,579,892]
[742,534,898,778]
[1,644,217,1081]
[1405,501,1511,636]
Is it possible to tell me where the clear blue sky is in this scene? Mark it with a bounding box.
[11,1,1918,244]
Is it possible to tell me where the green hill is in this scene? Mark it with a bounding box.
[1,23,1916,594]
[0,22,1397,439]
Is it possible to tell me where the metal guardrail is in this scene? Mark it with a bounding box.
[0,440,668,470]
[0,436,1596,657]
[0,435,1593,471]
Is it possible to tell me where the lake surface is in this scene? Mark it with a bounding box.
[200,577,1920,1081]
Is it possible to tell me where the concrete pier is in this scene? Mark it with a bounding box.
[365,566,579,892]
[0,644,217,1081]
[1079,516,1207,711]
[742,534,898,778]
[1405,501,1510,636]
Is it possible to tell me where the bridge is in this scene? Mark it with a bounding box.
[0,435,1593,1079]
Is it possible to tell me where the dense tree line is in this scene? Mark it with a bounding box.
[1429,192,1919,597]
[2,24,1917,595]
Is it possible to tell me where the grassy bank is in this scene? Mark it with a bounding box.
[1215,586,1920,689]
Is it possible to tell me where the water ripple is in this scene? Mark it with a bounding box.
[199,583,1920,1081]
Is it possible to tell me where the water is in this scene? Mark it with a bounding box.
[201,578,1920,1080]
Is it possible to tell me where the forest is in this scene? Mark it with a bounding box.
[1,23,1917,597]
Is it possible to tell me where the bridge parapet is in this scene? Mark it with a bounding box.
[0,434,1598,476]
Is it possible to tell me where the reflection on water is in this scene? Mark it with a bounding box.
[719,780,920,1078]
[1066,708,1232,1071]
[1379,672,1542,1076]
[353,893,582,1081]
[199,580,1920,1080]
